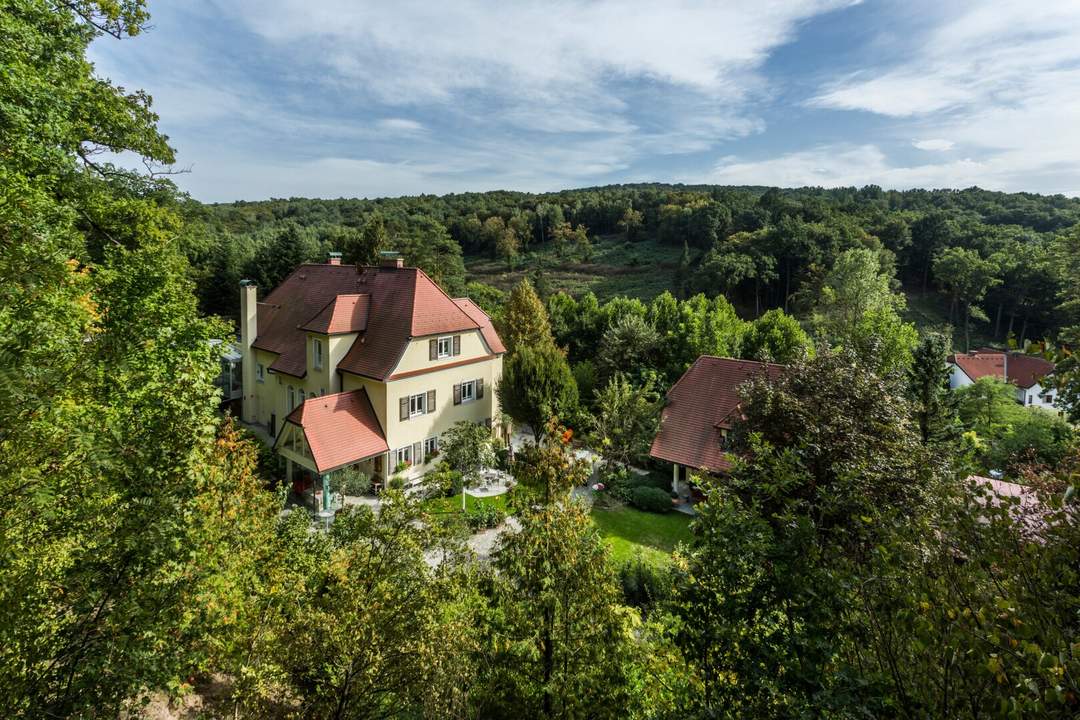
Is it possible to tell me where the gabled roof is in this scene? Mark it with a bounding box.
[280,389,388,474]
[948,351,1054,389]
[649,356,785,474]
[335,266,480,379]
[1004,354,1055,389]
[452,298,506,354]
[300,294,370,335]
[253,264,368,377]
[252,262,492,380]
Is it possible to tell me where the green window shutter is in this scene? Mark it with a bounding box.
[453,335,461,356]
[453,383,462,405]
[429,338,437,360]
[427,389,436,412]
[399,396,409,421]
[476,377,484,399]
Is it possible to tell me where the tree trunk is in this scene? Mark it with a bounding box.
[784,262,791,312]
[1007,313,1015,340]
[994,302,1003,340]
[1020,314,1028,346]
[542,605,554,717]
[963,301,971,352]
[754,276,761,317]
[922,261,930,292]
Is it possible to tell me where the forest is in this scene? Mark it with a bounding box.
[2,1,1080,719]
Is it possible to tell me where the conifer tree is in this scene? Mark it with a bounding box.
[502,278,554,355]
[907,331,961,446]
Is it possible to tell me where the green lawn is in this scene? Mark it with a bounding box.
[590,504,694,566]
[421,492,509,515]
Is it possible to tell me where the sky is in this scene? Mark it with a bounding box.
[89,0,1080,202]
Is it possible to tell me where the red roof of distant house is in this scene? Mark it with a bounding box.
[453,298,506,354]
[649,356,785,473]
[969,475,1052,536]
[252,262,500,380]
[300,294,370,334]
[948,351,1053,389]
[281,389,388,474]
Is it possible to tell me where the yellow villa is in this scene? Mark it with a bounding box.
[239,252,506,507]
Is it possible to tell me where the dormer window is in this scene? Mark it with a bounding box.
[437,336,452,359]
[313,338,323,369]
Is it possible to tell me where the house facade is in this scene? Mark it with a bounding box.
[239,254,505,506]
[649,356,785,497]
[947,350,1057,409]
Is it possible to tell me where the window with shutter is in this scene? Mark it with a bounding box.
[460,380,475,403]
[476,378,484,399]
[399,396,409,421]
[427,389,436,412]
[453,335,461,356]
[453,383,462,405]
[412,441,422,465]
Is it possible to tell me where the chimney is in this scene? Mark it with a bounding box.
[328,251,342,266]
[379,250,404,269]
[239,280,258,423]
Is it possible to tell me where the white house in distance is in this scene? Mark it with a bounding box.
[947,349,1057,409]
[238,252,506,509]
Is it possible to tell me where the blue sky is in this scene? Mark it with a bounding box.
[89,1,1080,202]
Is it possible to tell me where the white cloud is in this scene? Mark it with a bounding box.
[376,118,426,134]
[799,0,1080,194]
[706,142,1080,197]
[213,0,850,140]
[913,139,954,152]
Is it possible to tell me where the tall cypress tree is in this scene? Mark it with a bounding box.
[906,331,961,446]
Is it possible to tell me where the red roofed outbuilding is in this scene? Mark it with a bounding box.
[650,356,784,496]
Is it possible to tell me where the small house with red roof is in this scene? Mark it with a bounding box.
[947,349,1057,409]
[649,356,784,497]
[239,253,505,507]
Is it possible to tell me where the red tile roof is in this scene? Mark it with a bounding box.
[650,356,785,473]
[281,389,388,474]
[336,266,480,379]
[453,298,506,354]
[949,351,1053,389]
[300,294,370,334]
[1004,354,1055,389]
[252,263,500,381]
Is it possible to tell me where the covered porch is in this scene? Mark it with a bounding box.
[274,388,390,512]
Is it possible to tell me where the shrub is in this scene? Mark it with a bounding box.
[422,463,464,498]
[465,504,505,531]
[630,485,671,513]
[494,446,511,472]
[618,556,673,612]
[389,475,405,491]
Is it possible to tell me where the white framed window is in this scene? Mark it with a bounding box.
[298,389,305,404]
[313,338,323,369]
[395,445,412,467]
[288,386,295,411]
[437,336,452,359]
[409,392,427,417]
[460,380,476,403]
[423,435,439,460]
[256,363,265,382]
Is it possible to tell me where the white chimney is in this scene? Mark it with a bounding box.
[328,251,342,265]
[239,280,258,423]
